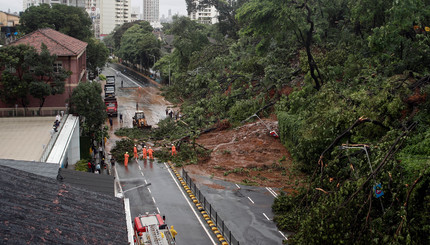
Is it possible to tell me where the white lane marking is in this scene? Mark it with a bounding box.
[263,213,270,221]
[266,187,278,197]
[148,188,152,194]
[279,231,288,240]
[144,179,148,184]
[124,198,134,243]
[152,196,156,203]
[157,207,161,214]
[247,196,255,204]
[235,184,241,189]
[123,183,151,193]
[164,162,217,245]
[138,165,141,170]
[140,171,144,176]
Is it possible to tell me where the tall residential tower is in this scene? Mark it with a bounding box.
[142,0,159,23]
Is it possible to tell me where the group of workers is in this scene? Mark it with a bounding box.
[123,144,177,167]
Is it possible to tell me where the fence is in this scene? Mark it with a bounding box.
[182,170,240,245]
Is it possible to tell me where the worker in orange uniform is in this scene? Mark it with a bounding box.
[148,146,154,160]
[142,146,147,159]
[133,145,138,160]
[170,225,177,241]
[171,144,177,156]
[124,152,129,167]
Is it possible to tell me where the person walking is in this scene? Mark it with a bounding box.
[119,113,123,123]
[148,147,154,160]
[96,163,101,173]
[109,117,113,128]
[133,145,138,160]
[171,144,177,156]
[121,80,124,88]
[88,161,92,172]
[142,146,147,159]
[124,152,129,167]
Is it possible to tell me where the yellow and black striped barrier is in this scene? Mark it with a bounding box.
[168,162,229,245]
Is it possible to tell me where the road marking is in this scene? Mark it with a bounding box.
[157,207,160,214]
[138,165,141,170]
[124,198,134,244]
[141,171,144,176]
[144,179,148,184]
[266,187,278,197]
[123,183,151,193]
[148,188,152,194]
[152,197,156,204]
[235,184,241,189]
[247,196,255,204]
[263,213,270,221]
[279,231,288,240]
[164,162,217,245]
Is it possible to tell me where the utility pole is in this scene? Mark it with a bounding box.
[168,60,171,86]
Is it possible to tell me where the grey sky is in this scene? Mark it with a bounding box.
[0,0,187,18]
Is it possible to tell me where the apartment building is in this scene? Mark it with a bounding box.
[100,0,131,37]
[142,0,159,23]
[188,0,218,25]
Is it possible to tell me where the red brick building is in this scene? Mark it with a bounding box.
[0,28,87,116]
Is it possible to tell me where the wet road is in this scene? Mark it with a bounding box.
[101,66,216,245]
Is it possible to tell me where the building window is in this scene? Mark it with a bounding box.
[53,61,62,73]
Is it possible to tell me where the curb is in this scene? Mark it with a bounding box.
[167,162,229,245]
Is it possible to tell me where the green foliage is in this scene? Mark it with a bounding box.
[74,159,89,172]
[69,82,106,136]
[115,127,151,141]
[19,4,92,40]
[86,38,109,75]
[110,139,135,163]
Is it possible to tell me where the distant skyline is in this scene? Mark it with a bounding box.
[0,0,187,18]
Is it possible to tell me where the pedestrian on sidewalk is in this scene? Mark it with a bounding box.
[96,163,101,173]
[133,145,138,160]
[88,161,92,172]
[99,145,103,158]
[148,147,154,160]
[121,80,124,88]
[142,146,147,159]
[124,152,129,167]
[171,144,177,156]
[91,161,95,173]
[120,113,123,123]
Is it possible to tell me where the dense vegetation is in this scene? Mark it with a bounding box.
[108,0,430,243]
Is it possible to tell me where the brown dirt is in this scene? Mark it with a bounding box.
[184,117,303,193]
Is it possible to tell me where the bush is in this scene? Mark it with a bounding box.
[75,159,89,172]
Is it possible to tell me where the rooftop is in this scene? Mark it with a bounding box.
[10,28,87,56]
[0,164,127,244]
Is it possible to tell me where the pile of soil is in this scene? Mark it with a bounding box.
[184,118,302,193]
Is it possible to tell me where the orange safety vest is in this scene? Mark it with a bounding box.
[124,153,129,166]
[171,145,177,155]
[148,148,154,159]
[142,148,147,159]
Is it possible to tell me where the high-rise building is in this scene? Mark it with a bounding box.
[188,0,218,25]
[142,0,159,23]
[99,0,131,37]
[23,0,86,11]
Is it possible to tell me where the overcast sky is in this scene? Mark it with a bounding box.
[0,0,187,18]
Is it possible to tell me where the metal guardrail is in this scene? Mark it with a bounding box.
[183,170,240,245]
[40,114,68,162]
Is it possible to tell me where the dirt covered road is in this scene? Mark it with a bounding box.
[185,117,301,193]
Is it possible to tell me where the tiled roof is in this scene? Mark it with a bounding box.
[10,28,87,56]
[58,168,115,196]
[0,165,127,244]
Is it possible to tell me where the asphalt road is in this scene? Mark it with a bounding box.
[101,66,216,245]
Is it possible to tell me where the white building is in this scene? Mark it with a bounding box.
[188,0,218,24]
[99,0,131,37]
[143,0,159,23]
[23,0,86,10]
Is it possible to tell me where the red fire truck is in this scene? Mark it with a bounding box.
[133,213,176,245]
